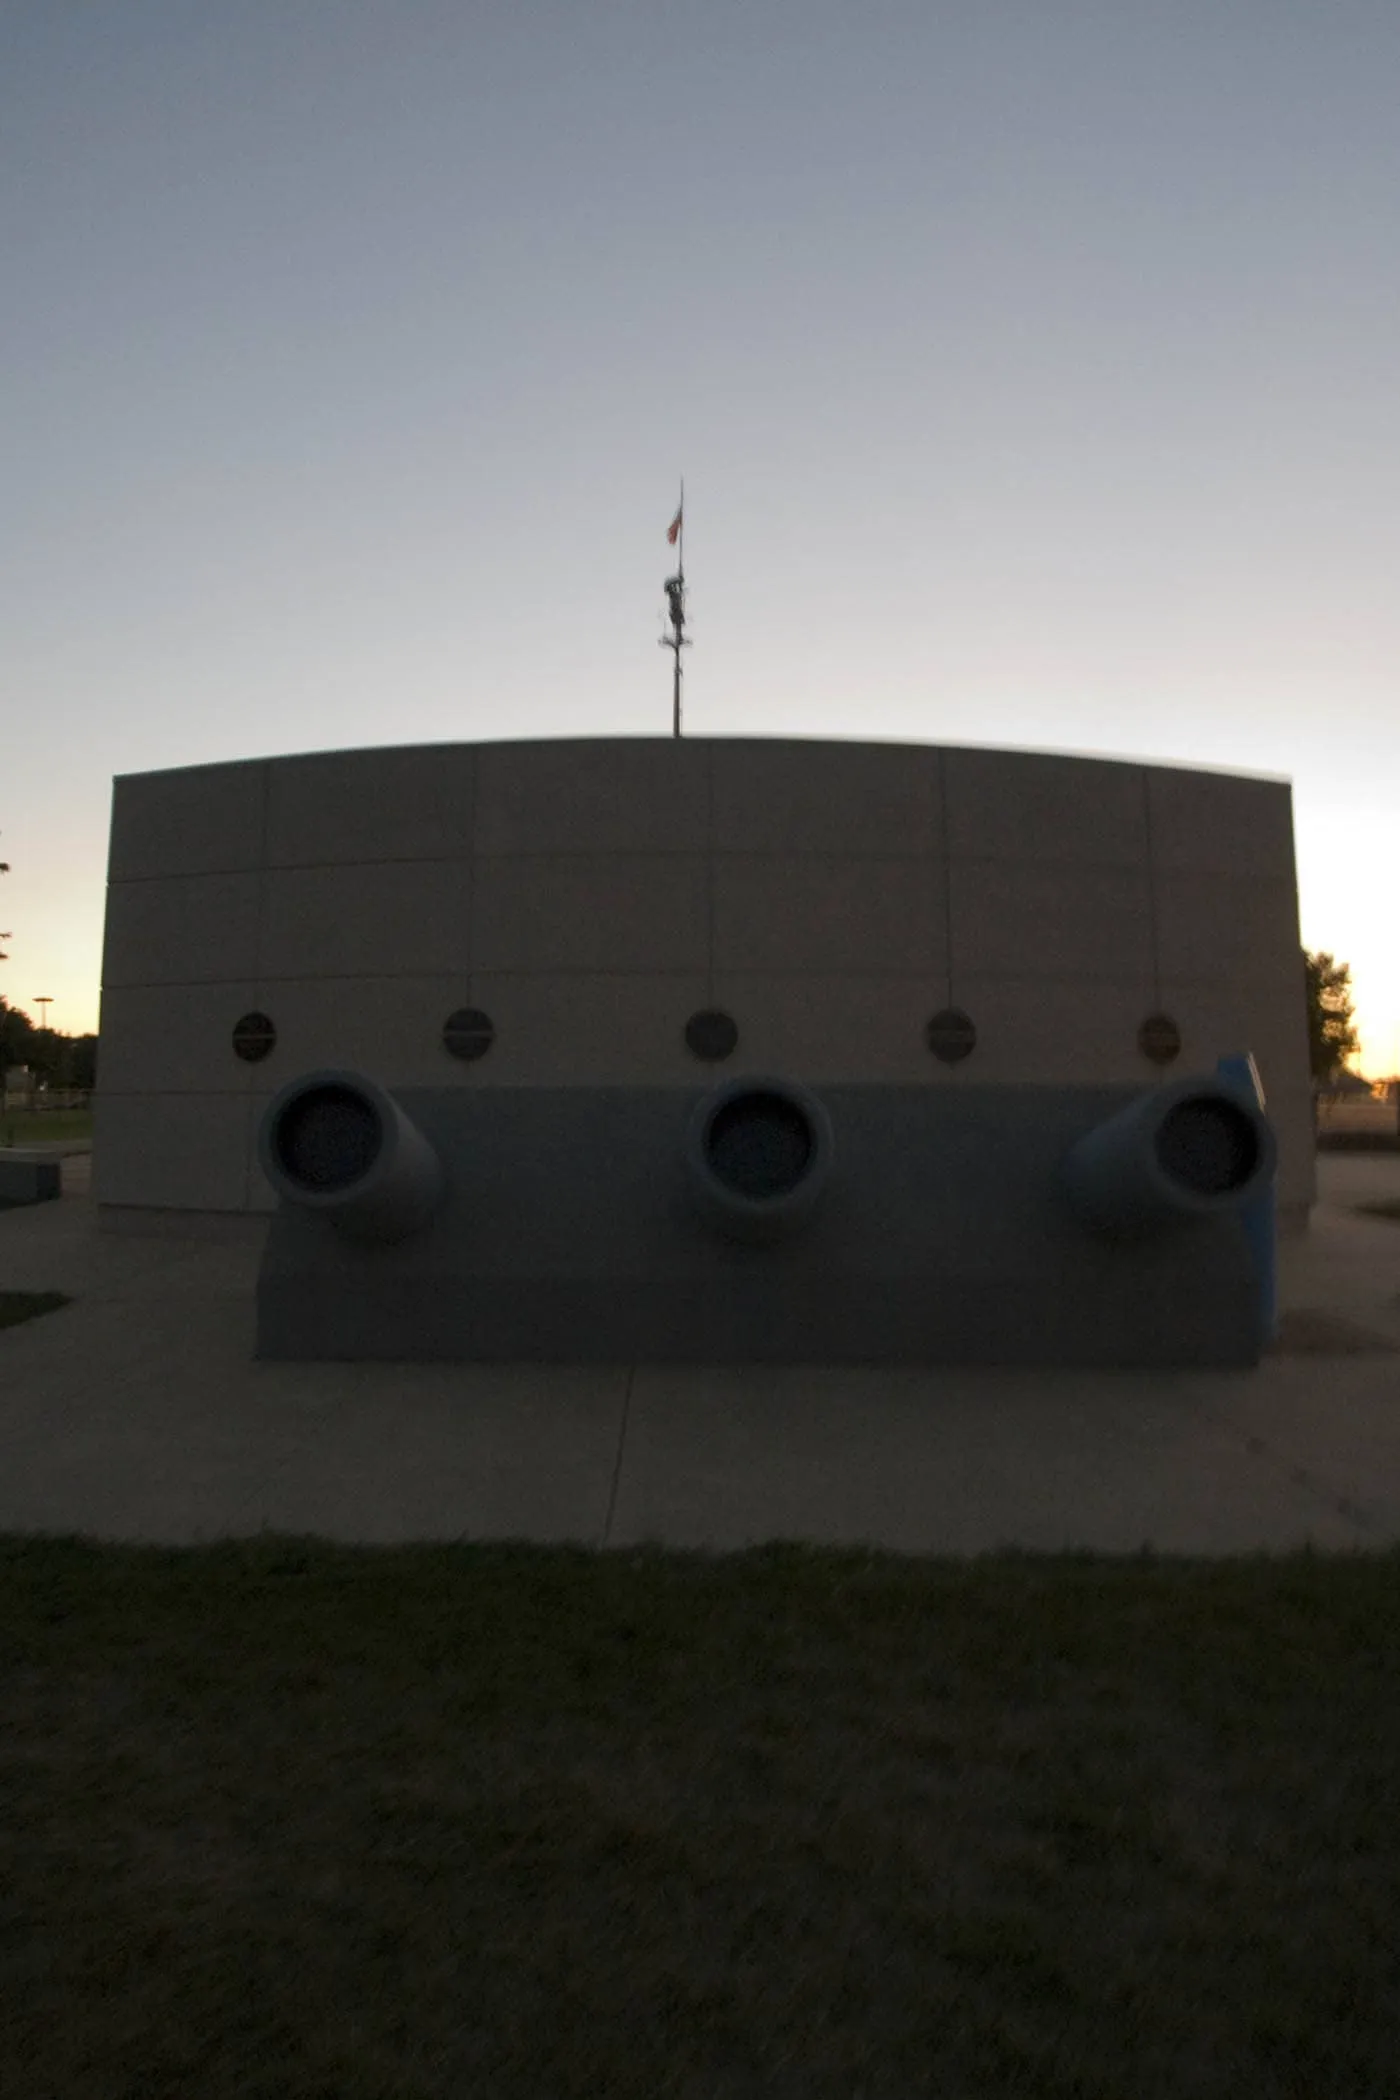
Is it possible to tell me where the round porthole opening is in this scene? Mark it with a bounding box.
[1138,1013,1182,1065]
[232,1011,276,1063]
[443,1007,495,1062]
[685,1008,738,1062]
[926,1008,976,1063]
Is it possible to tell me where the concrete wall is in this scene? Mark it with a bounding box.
[94,736,1315,1229]
[256,1082,1266,1369]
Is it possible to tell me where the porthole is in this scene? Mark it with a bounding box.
[443,1007,495,1062]
[232,1011,276,1063]
[684,1008,738,1062]
[1138,1013,1182,1065]
[925,1008,976,1063]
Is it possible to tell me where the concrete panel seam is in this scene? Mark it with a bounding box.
[602,1366,636,1546]
[1141,768,1161,1007]
[465,747,478,1000]
[232,966,981,984]
[260,851,476,871]
[249,760,272,1211]
[937,747,953,1003]
[92,1088,259,1100]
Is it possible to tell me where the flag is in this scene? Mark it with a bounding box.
[667,506,682,544]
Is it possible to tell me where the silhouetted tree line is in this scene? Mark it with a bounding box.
[1303,950,1361,1088]
[0,834,97,1090]
[0,997,97,1090]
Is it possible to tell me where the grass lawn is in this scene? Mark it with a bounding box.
[0,1291,71,1331]
[0,1108,92,1146]
[2,1537,1398,2099]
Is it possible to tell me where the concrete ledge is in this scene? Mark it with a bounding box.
[0,1140,92,1157]
[97,1203,271,1247]
[0,1152,62,1207]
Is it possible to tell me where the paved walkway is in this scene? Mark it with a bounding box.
[2,1152,1398,1554]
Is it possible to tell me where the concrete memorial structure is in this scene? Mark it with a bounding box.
[93,736,1314,1367]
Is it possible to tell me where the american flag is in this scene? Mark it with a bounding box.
[666,506,682,545]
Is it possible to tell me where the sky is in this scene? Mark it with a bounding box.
[3,1,1397,1071]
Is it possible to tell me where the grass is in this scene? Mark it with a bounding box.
[2,1536,1399,2099]
[0,1108,92,1146]
[0,1291,72,1331]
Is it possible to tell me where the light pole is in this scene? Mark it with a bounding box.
[33,999,53,1099]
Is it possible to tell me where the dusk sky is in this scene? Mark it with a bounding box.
[4,3,1397,1071]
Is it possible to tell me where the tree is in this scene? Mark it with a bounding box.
[57,1033,98,1090]
[25,1024,63,1086]
[1304,950,1361,1088]
[0,1003,97,1091]
[0,995,33,1069]
[0,999,36,1082]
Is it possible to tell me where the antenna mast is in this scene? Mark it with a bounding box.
[661,478,689,736]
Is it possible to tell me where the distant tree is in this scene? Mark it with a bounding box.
[61,1033,98,1090]
[25,1025,63,1086]
[0,994,35,1071]
[1304,950,1361,1088]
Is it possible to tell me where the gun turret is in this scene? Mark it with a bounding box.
[1060,1076,1276,1241]
[257,1070,444,1245]
[685,1075,834,1244]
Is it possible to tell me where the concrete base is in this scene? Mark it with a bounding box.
[0,1151,62,1208]
[257,1081,1267,1369]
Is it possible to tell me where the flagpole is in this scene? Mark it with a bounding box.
[664,475,687,739]
[676,478,684,736]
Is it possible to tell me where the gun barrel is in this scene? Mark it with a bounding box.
[257,1070,444,1245]
[685,1075,834,1244]
[1061,1078,1276,1241]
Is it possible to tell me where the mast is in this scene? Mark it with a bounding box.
[661,477,690,736]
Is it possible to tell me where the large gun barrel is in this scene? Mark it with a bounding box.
[257,1070,444,1245]
[685,1075,835,1244]
[1060,1077,1276,1241]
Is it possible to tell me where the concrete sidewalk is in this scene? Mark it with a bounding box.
[1,1152,1398,1555]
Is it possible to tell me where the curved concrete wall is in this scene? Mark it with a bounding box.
[93,736,1315,1231]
